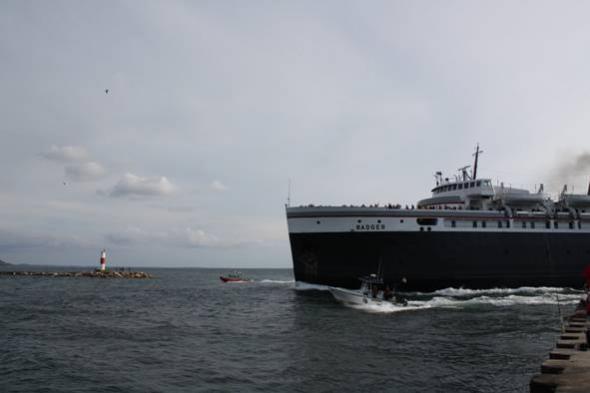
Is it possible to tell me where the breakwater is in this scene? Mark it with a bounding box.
[0,270,153,279]
[530,307,590,392]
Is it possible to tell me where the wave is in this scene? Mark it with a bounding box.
[430,286,581,297]
[348,303,426,314]
[294,281,331,291]
[330,286,584,314]
[258,279,295,284]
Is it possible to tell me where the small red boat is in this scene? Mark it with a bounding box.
[219,271,251,283]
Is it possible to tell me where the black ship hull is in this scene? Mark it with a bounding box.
[289,231,590,291]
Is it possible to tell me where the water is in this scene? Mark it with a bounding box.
[0,267,582,393]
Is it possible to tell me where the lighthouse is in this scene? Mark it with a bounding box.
[100,249,106,271]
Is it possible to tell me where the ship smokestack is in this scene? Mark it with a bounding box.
[100,249,106,271]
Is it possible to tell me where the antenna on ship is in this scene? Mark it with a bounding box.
[458,166,471,181]
[472,143,483,180]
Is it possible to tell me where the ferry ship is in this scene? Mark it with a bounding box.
[286,146,590,291]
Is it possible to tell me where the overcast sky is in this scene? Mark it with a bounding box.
[3,1,590,267]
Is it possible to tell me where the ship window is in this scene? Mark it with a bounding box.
[522,222,526,229]
[531,222,535,229]
[458,183,463,189]
[473,221,477,228]
[316,220,321,224]
[554,221,558,229]
[452,184,457,190]
[569,222,574,229]
[470,182,475,188]
[482,221,486,228]
[498,221,503,228]
[377,219,381,223]
[507,221,511,228]
[476,181,481,187]
[451,220,456,228]
[546,221,550,229]
[400,219,404,223]
[417,218,438,226]
[357,219,362,223]
[578,222,582,229]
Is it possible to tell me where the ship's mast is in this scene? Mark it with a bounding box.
[472,144,483,180]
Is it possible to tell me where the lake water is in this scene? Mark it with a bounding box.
[0,266,581,392]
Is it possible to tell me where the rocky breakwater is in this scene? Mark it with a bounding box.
[0,270,153,279]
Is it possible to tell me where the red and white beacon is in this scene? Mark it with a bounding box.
[100,249,106,271]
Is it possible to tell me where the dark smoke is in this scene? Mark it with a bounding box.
[549,152,590,193]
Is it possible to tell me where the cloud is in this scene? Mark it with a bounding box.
[65,161,107,182]
[0,228,93,251]
[41,145,89,162]
[183,227,219,247]
[210,180,228,192]
[105,227,238,248]
[109,173,176,197]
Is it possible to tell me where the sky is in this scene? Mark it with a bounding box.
[3,0,590,267]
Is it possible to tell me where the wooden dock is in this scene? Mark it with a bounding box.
[530,308,590,393]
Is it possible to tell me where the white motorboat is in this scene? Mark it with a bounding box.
[329,274,407,307]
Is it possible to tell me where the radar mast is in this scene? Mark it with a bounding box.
[472,144,483,180]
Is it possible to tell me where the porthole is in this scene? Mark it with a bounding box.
[420,227,424,232]
[316,220,320,224]
[400,219,404,223]
[357,219,362,223]
[427,227,432,232]
[377,219,382,223]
